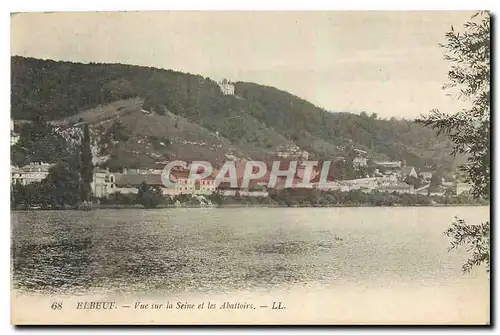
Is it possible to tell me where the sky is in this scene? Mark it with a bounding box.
[10,11,475,119]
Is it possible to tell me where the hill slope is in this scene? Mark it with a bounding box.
[11,56,457,171]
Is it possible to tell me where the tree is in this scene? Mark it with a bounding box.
[417,11,490,273]
[11,181,26,209]
[80,124,94,202]
[46,161,81,207]
[430,172,442,187]
[405,175,421,189]
[136,182,163,208]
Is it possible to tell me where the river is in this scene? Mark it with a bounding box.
[11,206,490,324]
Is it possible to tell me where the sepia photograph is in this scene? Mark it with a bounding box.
[9,10,490,325]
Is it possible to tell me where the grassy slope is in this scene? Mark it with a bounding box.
[12,56,457,171]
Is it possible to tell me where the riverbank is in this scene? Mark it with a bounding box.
[11,188,489,211]
[11,202,489,211]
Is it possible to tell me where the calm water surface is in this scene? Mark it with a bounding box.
[11,207,489,295]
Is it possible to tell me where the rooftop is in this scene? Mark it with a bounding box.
[114,173,163,187]
[20,162,53,172]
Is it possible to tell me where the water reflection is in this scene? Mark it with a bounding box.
[11,207,488,295]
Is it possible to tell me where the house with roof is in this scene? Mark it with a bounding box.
[352,157,368,169]
[11,162,53,185]
[11,166,24,185]
[378,183,415,194]
[217,79,235,95]
[168,170,196,194]
[372,160,402,172]
[91,168,116,198]
[400,166,418,180]
[113,173,167,195]
[419,171,433,181]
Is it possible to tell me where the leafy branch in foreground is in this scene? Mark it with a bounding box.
[444,217,490,273]
[417,11,490,273]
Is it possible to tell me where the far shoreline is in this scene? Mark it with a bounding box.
[11,202,490,212]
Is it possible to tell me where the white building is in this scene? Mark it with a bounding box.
[456,182,473,195]
[352,157,368,169]
[11,120,19,146]
[113,173,168,195]
[12,162,53,185]
[91,169,116,198]
[300,150,310,161]
[378,183,415,194]
[11,166,24,184]
[400,166,418,180]
[218,79,235,95]
[373,161,402,169]
[276,143,302,158]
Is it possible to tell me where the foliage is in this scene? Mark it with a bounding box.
[106,120,130,142]
[11,120,71,167]
[444,218,490,273]
[430,172,442,187]
[405,175,422,189]
[80,124,94,202]
[11,158,82,209]
[417,11,490,198]
[45,161,82,207]
[99,192,137,205]
[236,82,456,169]
[136,182,164,208]
[11,56,457,171]
[417,11,490,273]
[150,136,171,150]
[267,189,435,207]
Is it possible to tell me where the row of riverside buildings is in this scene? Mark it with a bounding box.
[11,163,216,198]
[10,117,471,199]
[11,158,473,199]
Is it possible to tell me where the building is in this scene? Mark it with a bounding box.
[300,150,310,161]
[112,169,215,196]
[376,174,398,184]
[419,171,433,181]
[378,183,415,194]
[218,79,235,95]
[295,162,320,182]
[122,168,149,175]
[400,166,418,180]
[340,177,379,192]
[352,157,368,169]
[316,181,342,191]
[415,184,430,195]
[169,170,197,194]
[217,180,269,197]
[194,179,216,194]
[11,166,23,185]
[456,182,473,195]
[91,169,115,198]
[373,161,402,170]
[11,120,19,146]
[113,173,167,195]
[12,162,53,185]
[276,143,302,158]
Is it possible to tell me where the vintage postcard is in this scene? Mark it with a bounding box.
[10,11,490,325]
